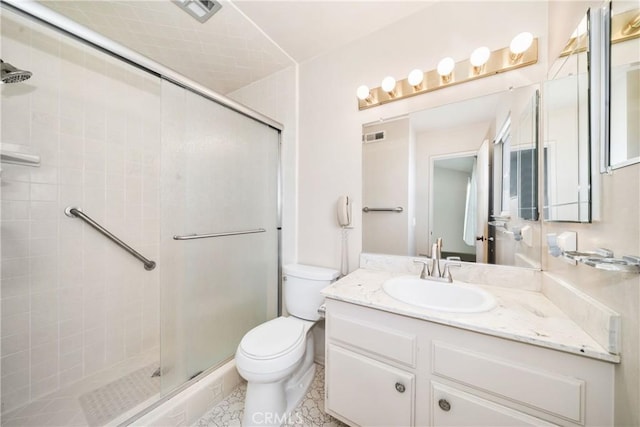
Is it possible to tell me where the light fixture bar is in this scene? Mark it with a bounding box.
[560,8,640,57]
[611,7,640,44]
[357,38,538,110]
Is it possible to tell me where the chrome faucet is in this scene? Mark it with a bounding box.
[430,238,443,278]
[413,259,430,279]
[413,238,461,283]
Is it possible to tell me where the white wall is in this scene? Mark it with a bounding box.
[362,119,412,255]
[297,1,549,270]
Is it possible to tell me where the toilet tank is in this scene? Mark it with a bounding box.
[283,264,340,321]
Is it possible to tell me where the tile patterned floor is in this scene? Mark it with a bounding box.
[195,365,347,427]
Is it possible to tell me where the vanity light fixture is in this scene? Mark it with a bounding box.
[356,34,538,110]
[613,8,640,43]
[621,12,640,36]
[381,76,397,97]
[560,8,640,57]
[559,17,588,56]
[509,32,534,61]
[407,69,424,90]
[470,46,491,74]
[437,57,455,83]
[356,85,375,104]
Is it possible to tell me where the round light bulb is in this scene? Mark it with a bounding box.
[407,69,424,87]
[437,57,455,76]
[381,76,396,93]
[470,46,490,67]
[356,85,370,100]
[509,32,533,55]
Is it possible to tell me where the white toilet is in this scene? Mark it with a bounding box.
[235,263,339,427]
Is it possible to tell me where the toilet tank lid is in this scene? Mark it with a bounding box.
[283,264,340,281]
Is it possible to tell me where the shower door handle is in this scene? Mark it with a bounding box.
[173,228,266,240]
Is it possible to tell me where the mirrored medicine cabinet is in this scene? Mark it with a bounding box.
[543,11,592,222]
[606,0,640,171]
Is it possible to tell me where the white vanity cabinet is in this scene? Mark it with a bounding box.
[327,345,414,426]
[430,382,556,426]
[324,299,615,427]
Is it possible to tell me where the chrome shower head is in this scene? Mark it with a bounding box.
[1,59,32,84]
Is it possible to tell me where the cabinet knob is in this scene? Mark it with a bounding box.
[438,399,451,412]
[395,382,406,393]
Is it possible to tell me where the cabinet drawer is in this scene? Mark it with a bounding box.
[328,313,416,367]
[431,382,557,426]
[432,342,584,423]
[327,345,414,427]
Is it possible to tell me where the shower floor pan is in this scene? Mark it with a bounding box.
[2,350,159,427]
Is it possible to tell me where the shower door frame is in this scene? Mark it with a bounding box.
[1,0,284,422]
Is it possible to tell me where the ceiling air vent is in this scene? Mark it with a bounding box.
[362,130,386,143]
[173,0,222,23]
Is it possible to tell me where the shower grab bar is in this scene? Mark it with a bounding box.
[64,206,156,271]
[173,228,266,240]
[1,151,41,167]
[362,207,404,213]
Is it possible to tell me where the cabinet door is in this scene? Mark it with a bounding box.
[327,345,414,426]
[432,382,557,426]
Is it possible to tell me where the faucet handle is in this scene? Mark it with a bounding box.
[413,259,431,279]
[442,262,462,282]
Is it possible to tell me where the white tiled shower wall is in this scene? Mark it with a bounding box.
[1,11,161,413]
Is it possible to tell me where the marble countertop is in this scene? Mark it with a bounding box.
[321,268,620,363]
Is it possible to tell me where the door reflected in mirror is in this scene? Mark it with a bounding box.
[362,84,541,269]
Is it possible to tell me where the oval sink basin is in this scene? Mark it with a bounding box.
[382,276,497,313]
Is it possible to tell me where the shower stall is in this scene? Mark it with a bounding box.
[0,3,281,425]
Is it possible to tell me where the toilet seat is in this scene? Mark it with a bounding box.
[241,317,305,359]
[236,317,309,376]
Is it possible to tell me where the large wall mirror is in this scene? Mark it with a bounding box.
[607,0,640,170]
[362,84,541,269]
[360,2,614,266]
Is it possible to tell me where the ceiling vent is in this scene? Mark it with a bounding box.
[362,130,386,143]
[173,0,222,23]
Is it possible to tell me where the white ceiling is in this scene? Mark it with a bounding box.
[39,0,436,95]
[232,1,437,63]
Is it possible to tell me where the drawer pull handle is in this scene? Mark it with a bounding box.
[395,382,406,393]
[438,398,451,412]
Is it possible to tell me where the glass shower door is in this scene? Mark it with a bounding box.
[159,80,280,393]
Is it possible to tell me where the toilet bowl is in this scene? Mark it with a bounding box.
[235,264,339,427]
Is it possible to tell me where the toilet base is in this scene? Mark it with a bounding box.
[241,362,316,427]
[241,334,316,427]
[284,362,316,417]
